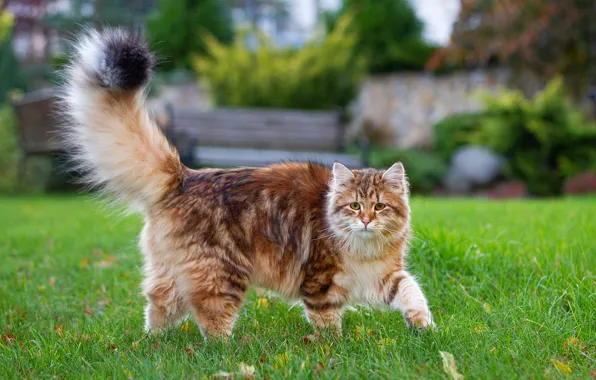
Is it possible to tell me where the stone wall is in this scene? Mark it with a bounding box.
[348,69,510,149]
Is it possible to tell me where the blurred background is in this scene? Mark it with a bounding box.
[1,0,595,198]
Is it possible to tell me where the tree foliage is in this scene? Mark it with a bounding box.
[146,0,234,71]
[326,0,436,74]
[0,2,25,102]
[195,15,366,110]
[427,0,596,95]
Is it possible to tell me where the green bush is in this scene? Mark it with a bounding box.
[0,102,19,192]
[478,78,596,195]
[433,112,485,161]
[325,0,436,74]
[146,0,234,72]
[194,15,366,110]
[433,78,596,196]
[0,5,26,102]
[369,147,447,194]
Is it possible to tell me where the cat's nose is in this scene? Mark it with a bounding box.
[362,217,370,227]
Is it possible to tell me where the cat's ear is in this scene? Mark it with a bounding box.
[332,162,355,189]
[382,162,406,189]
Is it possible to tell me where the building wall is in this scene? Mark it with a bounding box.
[348,69,510,148]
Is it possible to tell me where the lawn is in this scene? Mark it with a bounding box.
[0,195,595,379]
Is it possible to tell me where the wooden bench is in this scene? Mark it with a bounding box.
[165,105,369,168]
[12,88,63,180]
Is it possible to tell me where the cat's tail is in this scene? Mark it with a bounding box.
[60,29,182,210]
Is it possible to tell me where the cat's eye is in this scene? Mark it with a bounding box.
[374,203,386,211]
[349,202,361,210]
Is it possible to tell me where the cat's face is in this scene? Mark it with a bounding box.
[326,162,410,256]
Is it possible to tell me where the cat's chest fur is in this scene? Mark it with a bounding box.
[335,254,400,305]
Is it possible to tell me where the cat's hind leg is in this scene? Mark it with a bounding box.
[182,254,251,339]
[142,263,188,333]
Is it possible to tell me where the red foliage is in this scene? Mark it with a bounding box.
[428,0,596,94]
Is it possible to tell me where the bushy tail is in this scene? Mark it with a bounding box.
[60,29,182,210]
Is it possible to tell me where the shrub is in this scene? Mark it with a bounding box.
[147,0,234,72]
[325,0,436,74]
[195,15,366,110]
[478,78,596,195]
[433,78,596,196]
[433,112,485,161]
[369,147,447,194]
[0,4,26,102]
[0,102,19,192]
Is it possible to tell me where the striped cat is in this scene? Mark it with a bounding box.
[60,29,433,338]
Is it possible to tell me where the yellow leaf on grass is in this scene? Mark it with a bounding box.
[180,321,190,332]
[440,351,464,380]
[550,359,572,374]
[274,352,289,369]
[482,303,491,313]
[257,297,269,309]
[564,337,579,349]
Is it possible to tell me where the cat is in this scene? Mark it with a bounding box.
[60,29,433,338]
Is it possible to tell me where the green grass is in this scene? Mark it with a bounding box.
[1,195,595,379]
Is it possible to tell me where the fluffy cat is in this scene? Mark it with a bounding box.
[60,29,433,338]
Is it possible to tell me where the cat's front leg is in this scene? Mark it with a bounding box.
[301,276,347,334]
[384,270,433,330]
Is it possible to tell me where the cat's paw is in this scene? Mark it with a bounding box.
[404,307,434,331]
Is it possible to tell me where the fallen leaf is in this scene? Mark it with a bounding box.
[302,334,319,344]
[185,346,193,357]
[313,362,325,373]
[237,363,255,378]
[237,335,254,346]
[107,342,118,350]
[564,337,579,348]
[80,258,90,268]
[37,285,46,292]
[123,369,132,378]
[274,352,289,369]
[259,353,267,363]
[152,343,159,349]
[590,369,596,379]
[132,341,140,350]
[440,351,464,380]
[180,321,191,332]
[54,325,64,335]
[482,303,491,313]
[256,297,269,309]
[95,256,118,268]
[84,301,94,317]
[49,277,56,287]
[213,363,255,379]
[1,334,15,344]
[213,372,234,378]
[550,359,572,374]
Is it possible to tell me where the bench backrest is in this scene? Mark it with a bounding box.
[13,89,62,155]
[167,106,344,152]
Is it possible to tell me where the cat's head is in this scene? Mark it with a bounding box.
[326,162,410,257]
